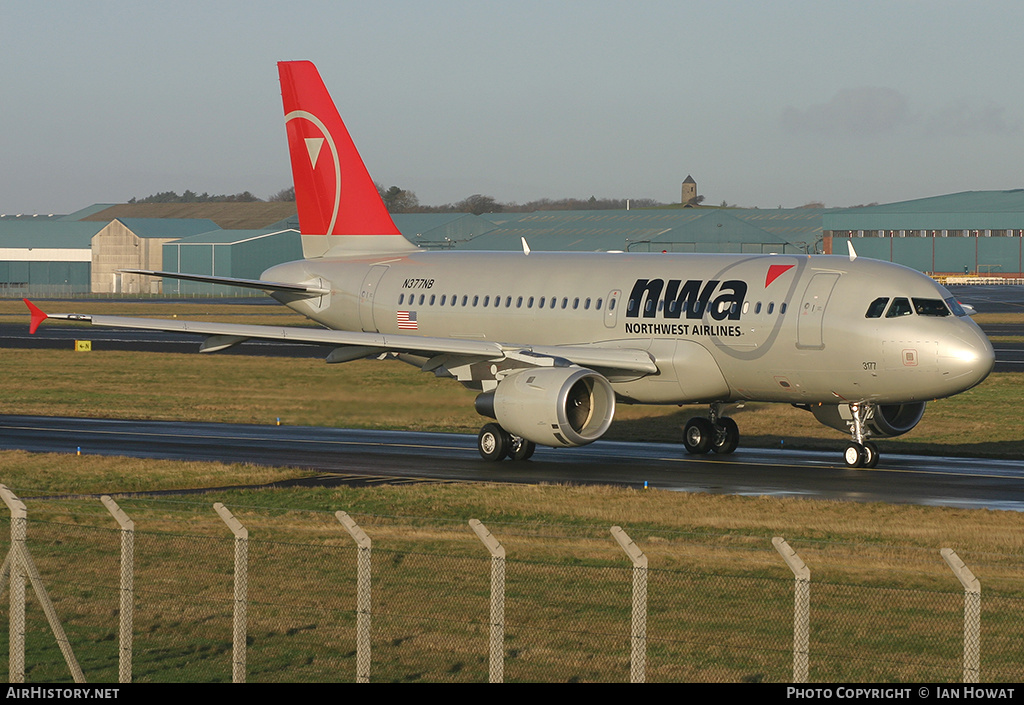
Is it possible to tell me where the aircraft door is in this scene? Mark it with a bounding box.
[604,289,621,328]
[796,273,840,349]
[358,265,389,332]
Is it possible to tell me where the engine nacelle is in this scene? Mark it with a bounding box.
[810,402,926,438]
[476,367,616,447]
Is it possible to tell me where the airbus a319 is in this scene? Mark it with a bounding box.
[27,61,995,468]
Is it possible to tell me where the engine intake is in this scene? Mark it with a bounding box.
[810,402,926,438]
[477,367,616,447]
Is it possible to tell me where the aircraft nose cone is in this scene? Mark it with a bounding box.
[939,326,995,391]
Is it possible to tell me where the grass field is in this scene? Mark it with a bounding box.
[2,455,1022,682]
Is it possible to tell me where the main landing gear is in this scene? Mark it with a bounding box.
[683,404,740,455]
[478,423,537,462]
[843,402,880,469]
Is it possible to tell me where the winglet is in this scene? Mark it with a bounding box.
[24,299,48,334]
[521,237,531,256]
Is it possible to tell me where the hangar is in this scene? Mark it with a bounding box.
[0,214,103,295]
[161,228,301,295]
[823,190,1024,276]
[410,208,826,255]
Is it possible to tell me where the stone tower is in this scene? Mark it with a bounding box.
[681,175,697,205]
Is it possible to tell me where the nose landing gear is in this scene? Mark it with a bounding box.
[843,403,880,468]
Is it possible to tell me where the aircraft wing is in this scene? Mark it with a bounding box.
[25,301,658,375]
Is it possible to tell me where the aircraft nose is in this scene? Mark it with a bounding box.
[939,326,995,390]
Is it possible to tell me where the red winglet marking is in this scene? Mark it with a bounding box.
[765,264,795,288]
[24,299,48,334]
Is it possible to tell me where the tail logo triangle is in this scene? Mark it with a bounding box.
[305,137,325,169]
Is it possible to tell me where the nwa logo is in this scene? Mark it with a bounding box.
[626,278,747,320]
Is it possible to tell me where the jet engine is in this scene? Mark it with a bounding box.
[811,402,926,438]
[475,367,616,447]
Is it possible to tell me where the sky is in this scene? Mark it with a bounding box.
[3,1,1023,214]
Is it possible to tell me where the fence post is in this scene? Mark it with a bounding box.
[1,485,28,683]
[214,502,248,684]
[610,526,647,683]
[470,519,506,683]
[773,537,810,683]
[0,485,86,682]
[101,496,135,683]
[336,511,372,683]
[941,548,981,683]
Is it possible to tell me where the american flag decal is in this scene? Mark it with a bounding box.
[397,310,418,330]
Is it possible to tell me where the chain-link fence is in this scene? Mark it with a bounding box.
[0,491,1021,683]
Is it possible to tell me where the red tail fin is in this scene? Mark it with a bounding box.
[278,61,411,257]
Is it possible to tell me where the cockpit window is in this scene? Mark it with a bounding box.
[945,297,968,317]
[865,297,889,318]
[885,297,913,318]
[913,298,950,317]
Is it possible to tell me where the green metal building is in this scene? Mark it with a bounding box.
[823,190,1024,275]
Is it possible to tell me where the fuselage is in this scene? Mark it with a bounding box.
[264,251,994,406]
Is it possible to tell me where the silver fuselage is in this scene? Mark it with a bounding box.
[265,251,994,406]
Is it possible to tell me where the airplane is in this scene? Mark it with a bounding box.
[26,60,995,469]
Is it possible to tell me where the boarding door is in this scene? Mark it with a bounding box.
[796,273,839,349]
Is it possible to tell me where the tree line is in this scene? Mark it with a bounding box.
[127,185,666,214]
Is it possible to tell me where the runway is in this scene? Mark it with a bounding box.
[2,414,1023,512]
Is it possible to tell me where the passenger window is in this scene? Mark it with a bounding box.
[539,296,546,308]
[767,302,774,314]
[913,298,950,316]
[398,294,405,305]
[517,297,523,308]
[596,298,603,310]
[755,302,762,314]
[886,297,913,317]
[429,294,435,305]
[779,303,786,315]
[865,297,889,318]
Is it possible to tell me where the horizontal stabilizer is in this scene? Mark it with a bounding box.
[119,269,330,296]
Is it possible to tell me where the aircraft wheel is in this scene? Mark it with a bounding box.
[508,436,537,461]
[843,442,866,468]
[862,441,879,468]
[683,417,714,454]
[478,423,510,461]
[711,417,740,454]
